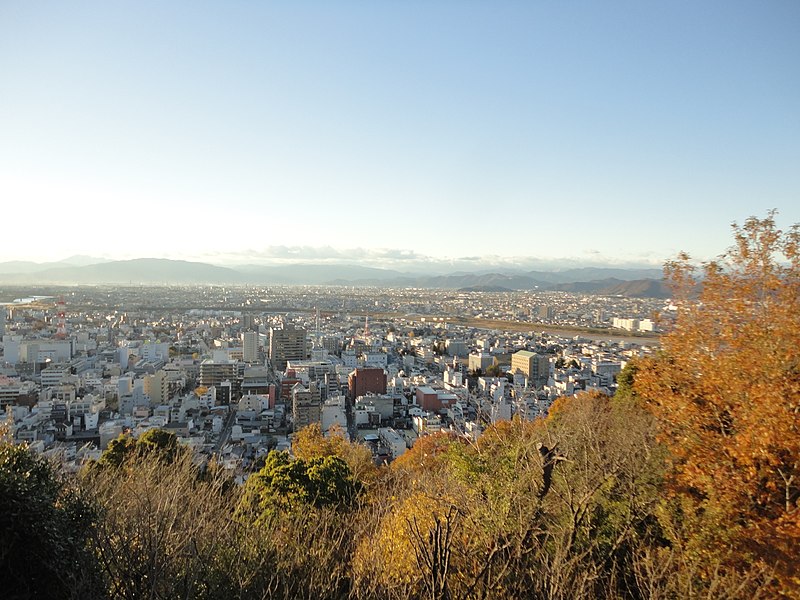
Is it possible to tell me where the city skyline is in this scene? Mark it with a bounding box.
[1,2,798,266]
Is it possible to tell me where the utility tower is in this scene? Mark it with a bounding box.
[55,296,67,339]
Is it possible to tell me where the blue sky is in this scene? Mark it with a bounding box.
[1,1,798,270]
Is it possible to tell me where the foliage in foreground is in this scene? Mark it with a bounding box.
[0,438,102,600]
[635,213,800,595]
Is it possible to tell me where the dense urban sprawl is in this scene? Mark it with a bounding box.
[0,285,663,472]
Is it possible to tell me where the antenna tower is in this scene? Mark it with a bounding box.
[55,296,67,339]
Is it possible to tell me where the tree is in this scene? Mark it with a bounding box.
[239,451,362,521]
[485,363,503,378]
[391,431,467,476]
[292,423,377,483]
[0,440,102,600]
[85,447,238,600]
[96,429,182,470]
[635,213,800,593]
[137,428,180,462]
[97,434,138,469]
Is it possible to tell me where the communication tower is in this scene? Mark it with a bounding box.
[55,296,67,339]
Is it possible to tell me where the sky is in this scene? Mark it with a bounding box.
[1,1,798,271]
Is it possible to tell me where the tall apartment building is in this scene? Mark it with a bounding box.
[144,370,169,406]
[242,331,259,363]
[320,335,342,355]
[511,350,550,387]
[292,382,321,431]
[199,358,239,403]
[242,314,256,331]
[269,324,307,371]
[468,351,494,373]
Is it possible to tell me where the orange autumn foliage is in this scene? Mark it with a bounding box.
[292,423,377,483]
[391,430,467,475]
[634,213,800,593]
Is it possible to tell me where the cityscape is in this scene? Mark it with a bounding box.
[0,280,663,474]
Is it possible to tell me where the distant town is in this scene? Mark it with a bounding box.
[0,283,667,475]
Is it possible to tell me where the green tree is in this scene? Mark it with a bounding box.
[485,363,503,377]
[0,441,102,600]
[614,360,639,402]
[239,451,362,521]
[97,434,137,469]
[96,429,181,470]
[137,428,180,462]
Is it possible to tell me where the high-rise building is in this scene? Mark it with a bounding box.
[321,335,342,355]
[242,331,259,363]
[269,324,307,371]
[145,370,169,406]
[511,350,550,387]
[200,358,239,403]
[242,314,256,331]
[292,382,321,431]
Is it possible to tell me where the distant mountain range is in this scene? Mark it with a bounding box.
[0,258,669,297]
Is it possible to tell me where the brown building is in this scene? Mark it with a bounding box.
[348,367,387,400]
[415,386,457,412]
[269,324,308,371]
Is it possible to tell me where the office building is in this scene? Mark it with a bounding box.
[511,350,550,387]
[269,324,307,371]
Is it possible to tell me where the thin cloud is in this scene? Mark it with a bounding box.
[190,246,664,273]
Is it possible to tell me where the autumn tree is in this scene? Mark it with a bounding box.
[635,213,800,594]
[391,430,467,476]
[85,450,237,600]
[292,423,377,483]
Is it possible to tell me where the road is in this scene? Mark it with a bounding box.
[213,407,237,453]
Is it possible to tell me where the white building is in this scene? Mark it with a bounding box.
[242,331,259,363]
[378,427,407,459]
[322,395,348,432]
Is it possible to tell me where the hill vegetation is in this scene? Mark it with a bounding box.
[1,214,798,598]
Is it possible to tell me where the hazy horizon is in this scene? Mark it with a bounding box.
[0,249,667,275]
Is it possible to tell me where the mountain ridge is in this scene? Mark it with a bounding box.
[0,258,667,296]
